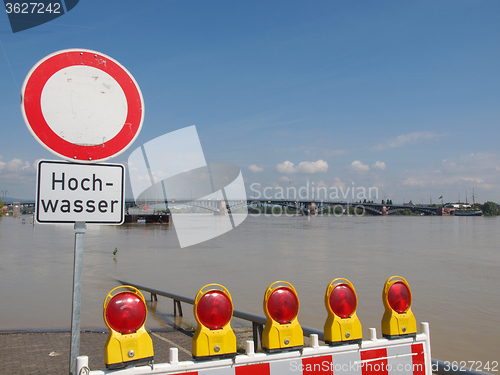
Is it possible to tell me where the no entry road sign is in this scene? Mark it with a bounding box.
[36,160,125,224]
[21,49,144,163]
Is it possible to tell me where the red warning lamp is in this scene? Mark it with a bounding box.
[382,276,417,338]
[387,281,411,314]
[329,284,356,319]
[267,287,299,324]
[263,281,303,352]
[196,290,232,330]
[324,278,362,345]
[103,286,153,369]
[192,284,237,360]
[105,292,146,334]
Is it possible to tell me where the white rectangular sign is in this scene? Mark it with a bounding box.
[36,160,125,224]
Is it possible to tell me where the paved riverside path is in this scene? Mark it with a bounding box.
[0,327,253,375]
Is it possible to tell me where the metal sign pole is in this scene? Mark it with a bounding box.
[69,221,86,375]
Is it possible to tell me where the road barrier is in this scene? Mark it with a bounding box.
[78,326,430,374]
[74,279,491,375]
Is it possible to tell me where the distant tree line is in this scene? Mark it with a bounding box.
[481,201,499,215]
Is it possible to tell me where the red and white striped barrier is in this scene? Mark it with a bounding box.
[77,323,432,375]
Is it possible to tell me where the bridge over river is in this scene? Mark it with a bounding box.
[128,199,439,216]
[14,199,439,217]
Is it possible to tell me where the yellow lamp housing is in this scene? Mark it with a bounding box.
[324,278,362,346]
[262,281,303,353]
[103,286,154,369]
[382,276,417,339]
[192,284,237,360]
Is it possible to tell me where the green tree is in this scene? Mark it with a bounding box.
[482,201,498,215]
[0,198,3,217]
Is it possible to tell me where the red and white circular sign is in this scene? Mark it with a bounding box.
[21,49,144,163]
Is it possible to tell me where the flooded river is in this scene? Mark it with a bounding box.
[0,214,499,366]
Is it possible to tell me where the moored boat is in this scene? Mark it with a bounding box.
[454,210,482,216]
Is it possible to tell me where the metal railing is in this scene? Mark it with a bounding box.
[115,279,492,375]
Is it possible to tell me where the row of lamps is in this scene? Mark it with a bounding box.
[102,276,416,368]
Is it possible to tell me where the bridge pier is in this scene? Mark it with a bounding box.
[437,207,450,216]
[303,202,316,216]
[382,206,387,216]
[13,202,21,218]
[215,200,228,216]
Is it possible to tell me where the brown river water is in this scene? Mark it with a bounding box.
[0,214,499,367]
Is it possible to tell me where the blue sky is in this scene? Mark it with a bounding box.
[0,1,499,203]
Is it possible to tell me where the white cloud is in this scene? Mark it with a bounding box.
[248,164,264,173]
[5,158,32,172]
[331,177,346,190]
[399,153,500,198]
[372,161,386,170]
[276,161,297,174]
[371,131,446,151]
[296,160,328,174]
[401,177,426,187]
[349,160,370,173]
[279,176,290,182]
[0,157,36,175]
[0,157,38,199]
[276,159,328,174]
[442,153,500,173]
